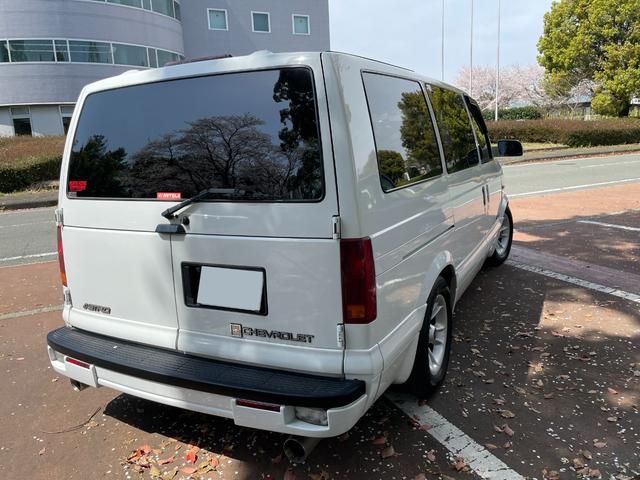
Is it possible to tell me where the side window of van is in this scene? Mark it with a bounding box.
[362,73,443,192]
[465,98,493,162]
[427,85,480,173]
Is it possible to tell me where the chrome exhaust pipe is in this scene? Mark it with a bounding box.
[283,436,320,463]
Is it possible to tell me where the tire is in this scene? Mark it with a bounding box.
[486,206,513,267]
[402,276,453,398]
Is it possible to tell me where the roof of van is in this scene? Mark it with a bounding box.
[78,50,467,99]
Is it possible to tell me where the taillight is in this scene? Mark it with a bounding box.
[340,238,377,324]
[57,225,67,286]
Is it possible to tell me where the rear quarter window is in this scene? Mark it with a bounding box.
[67,67,324,202]
[362,72,443,192]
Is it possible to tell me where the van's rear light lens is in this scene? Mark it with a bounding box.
[236,399,281,412]
[65,357,89,369]
[340,238,377,324]
[57,225,67,287]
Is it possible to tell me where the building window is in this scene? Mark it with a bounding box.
[8,40,55,62]
[0,41,9,62]
[11,107,32,136]
[107,0,142,7]
[151,0,174,17]
[292,15,310,35]
[60,106,74,135]
[173,0,181,21]
[252,12,271,33]
[69,40,112,64]
[54,40,70,62]
[113,43,149,67]
[147,48,158,68]
[208,9,228,30]
[157,49,179,67]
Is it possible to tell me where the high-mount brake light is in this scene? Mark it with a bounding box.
[57,225,67,287]
[340,238,377,324]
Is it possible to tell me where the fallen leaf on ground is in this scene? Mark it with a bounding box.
[593,441,607,449]
[180,466,197,475]
[426,450,436,462]
[453,456,467,471]
[149,465,161,478]
[502,424,514,437]
[381,445,396,458]
[371,435,387,445]
[581,450,592,460]
[607,416,618,422]
[499,409,516,418]
[415,474,427,480]
[210,457,219,469]
[503,441,512,449]
[589,469,602,478]
[573,458,585,469]
[485,443,498,450]
[185,448,198,464]
[607,388,618,395]
[157,456,175,465]
[162,467,178,480]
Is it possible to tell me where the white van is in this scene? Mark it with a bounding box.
[47,51,522,446]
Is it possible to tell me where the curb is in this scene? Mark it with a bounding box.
[0,193,58,211]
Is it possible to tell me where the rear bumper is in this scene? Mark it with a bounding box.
[47,326,368,437]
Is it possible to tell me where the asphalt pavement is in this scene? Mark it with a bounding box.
[502,152,640,197]
[0,207,56,267]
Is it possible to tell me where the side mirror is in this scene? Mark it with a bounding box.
[497,139,523,157]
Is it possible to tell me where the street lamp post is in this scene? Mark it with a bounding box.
[442,0,445,81]
[495,0,501,121]
[469,0,474,94]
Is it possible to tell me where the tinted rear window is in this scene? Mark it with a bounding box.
[67,68,324,201]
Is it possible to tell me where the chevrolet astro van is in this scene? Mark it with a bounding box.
[47,51,522,448]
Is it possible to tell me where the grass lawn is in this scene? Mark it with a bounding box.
[0,136,65,166]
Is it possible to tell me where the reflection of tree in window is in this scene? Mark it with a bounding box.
[427,86,479,173]
[398,91,442,184]
[68,135,127,197]
[67,68,324,201]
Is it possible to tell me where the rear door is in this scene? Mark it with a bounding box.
[150,61,344,374]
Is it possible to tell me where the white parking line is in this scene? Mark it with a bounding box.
[506,260,640,304]
[509,177,640,198]
[0,252,57,263]
[577,220,640,232]
[387,392,524,480]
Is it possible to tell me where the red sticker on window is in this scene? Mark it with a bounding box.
[68,180,87,192]
[157,192,182,200]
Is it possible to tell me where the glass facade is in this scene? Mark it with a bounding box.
[0,38,181,68]
[88,0,181,20]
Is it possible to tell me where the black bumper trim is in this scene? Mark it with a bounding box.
[47,327,364,409]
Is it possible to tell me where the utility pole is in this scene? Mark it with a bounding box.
[441,0,445,81]
[495,0,501,121]
[469,0,474,95]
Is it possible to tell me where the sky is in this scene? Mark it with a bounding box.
[329,0,555,84]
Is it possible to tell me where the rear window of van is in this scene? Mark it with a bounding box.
[67,67,324,202]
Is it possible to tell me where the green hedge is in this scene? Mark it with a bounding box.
[0,154,62,193]
[483,106,543,121]
[487,119,640,147]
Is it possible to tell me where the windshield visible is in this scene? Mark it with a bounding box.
[67,67,324,201]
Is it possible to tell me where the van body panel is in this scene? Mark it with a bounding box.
[173,235,344,370]
[61,226,178,349]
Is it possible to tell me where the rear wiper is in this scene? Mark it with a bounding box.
[161,188,236,219]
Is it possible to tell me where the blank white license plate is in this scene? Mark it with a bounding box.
[197,266,264,312]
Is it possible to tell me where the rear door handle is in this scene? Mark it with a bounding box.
[155,224,186,234]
